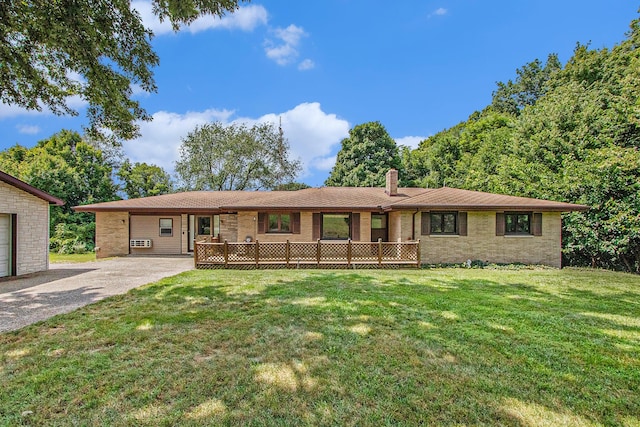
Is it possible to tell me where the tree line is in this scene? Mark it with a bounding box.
[325,16,640,272]
[0,122,300,253]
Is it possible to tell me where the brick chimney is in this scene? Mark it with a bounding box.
[385,169,398,196]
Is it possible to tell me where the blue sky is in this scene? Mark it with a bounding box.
[0,1,637,187]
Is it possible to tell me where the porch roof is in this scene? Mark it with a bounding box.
[73,186,588,213]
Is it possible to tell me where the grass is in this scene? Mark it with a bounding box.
[1,268,639,426]
[49,252,97,263]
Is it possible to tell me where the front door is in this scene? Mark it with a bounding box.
[371,213,388,242]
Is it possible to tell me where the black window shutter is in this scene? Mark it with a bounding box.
[421,212,430,235]
[351,213,360,241]
[496,213,505,236]
[532,213,542,236]
[292,212,301,234]
[458,212,467,236]
[312,213,321,240]
[258,213,266,234]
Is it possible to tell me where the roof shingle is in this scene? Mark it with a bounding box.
[74,186,588,213]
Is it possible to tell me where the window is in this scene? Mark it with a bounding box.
[197,216,210,235]
[159,218,173,237]
[430,212,457,234]
[258,212,300,234]
[422,212,467,236]
[268,213,291,233]
[371,214,387,230]
[505,213,530,234]
[322,213,350,240]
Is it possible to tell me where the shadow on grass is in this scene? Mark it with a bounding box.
[1,269,639,425]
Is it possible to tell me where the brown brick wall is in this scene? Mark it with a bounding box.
[95,211,129,258]
[219,214,238,242]
[418,211,562,268]
[0,181,50,275]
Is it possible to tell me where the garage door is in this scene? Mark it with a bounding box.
[0,214,10,277]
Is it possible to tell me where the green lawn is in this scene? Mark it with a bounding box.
[1,268,639,426]
[49,252,97,263]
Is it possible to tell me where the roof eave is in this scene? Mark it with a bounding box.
[383,204,590,212]
[0,171,65,206]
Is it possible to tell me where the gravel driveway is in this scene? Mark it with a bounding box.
[0,256,193,333]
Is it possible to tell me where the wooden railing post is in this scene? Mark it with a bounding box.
[378,238,382,266]
[194,240,198,268]
[255,240,259,267]
[416,240,421,268]
[224,240,228,267]
[347,239,352,267]
[286,240,290,267]
[317,239,321,266]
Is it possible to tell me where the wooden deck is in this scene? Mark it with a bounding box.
[194,239,421,269]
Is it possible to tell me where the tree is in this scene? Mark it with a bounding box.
[0,0,246,140]
[325,121,401,187]
[491,54,562,115]
[175,122,301,190]
[273,182,312,191]
[117,159,173,199]
[0,130,119,252]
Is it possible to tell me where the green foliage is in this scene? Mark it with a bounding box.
[273,182,312,191]
[0,0,246,140]
[117,159,173,199]
[491,53,561,115]
[175,121,301,190]
[404,15,640,272]
[325,121,401,187]
[50,222,96,254]
[0,130,119,251]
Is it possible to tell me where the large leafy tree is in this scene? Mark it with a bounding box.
[117,159,173,199]
[0,0,246,140]
[491,54,561,115]
[176,122,301,190]
[325,121,401,187]
[0,130,119,252]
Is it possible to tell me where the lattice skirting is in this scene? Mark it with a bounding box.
[195,263,414,270]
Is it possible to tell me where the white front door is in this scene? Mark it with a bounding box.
[0,214,10,277]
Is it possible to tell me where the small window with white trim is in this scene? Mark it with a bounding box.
[159,218,173,237]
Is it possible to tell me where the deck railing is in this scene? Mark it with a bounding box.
[194,239,421,269]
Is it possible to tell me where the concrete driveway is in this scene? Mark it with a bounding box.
[0,256,194,333]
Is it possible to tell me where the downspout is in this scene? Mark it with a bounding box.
[412,209,419,241]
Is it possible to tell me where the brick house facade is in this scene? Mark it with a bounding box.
[76,170,587,268]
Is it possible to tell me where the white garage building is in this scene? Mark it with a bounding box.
[0,171,64,278]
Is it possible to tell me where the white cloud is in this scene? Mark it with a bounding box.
[132,2,268,35]
[298,59,315,71]
[248,102,350,176]
[124,102,349,181]
[0,94,87,119]
[264,25,307,66]
[395,135,427,149]
[429,7,448,17]
[16,125,41,135]
[0,103,45,118]
[123,108,234,172]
